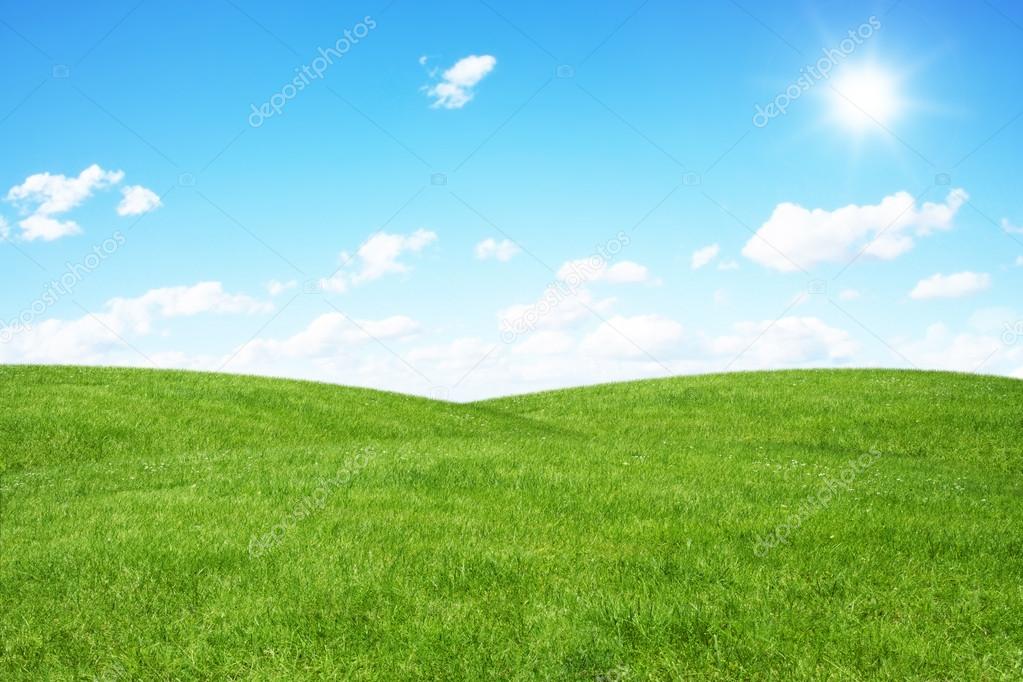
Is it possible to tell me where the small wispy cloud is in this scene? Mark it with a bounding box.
[910,271,990,300]
[423,54,496,109]
[266,279,297,296]
[1002,218,1023,235]
[319,229,438,293]
[117,185,162,216]
[475,238,520,262]
[691,243,720,270]
[557,258,652,284]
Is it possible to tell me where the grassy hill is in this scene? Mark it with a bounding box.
[2,366,1021,680]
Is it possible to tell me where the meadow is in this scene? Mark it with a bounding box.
[1,365,1021,679]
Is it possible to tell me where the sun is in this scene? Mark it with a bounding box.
[828,65,903,132]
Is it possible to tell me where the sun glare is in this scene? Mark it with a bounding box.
[829,66,903,132]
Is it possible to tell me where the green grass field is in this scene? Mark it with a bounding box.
[2,365,1021,680]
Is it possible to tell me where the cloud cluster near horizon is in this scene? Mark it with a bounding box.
[2,165,1020,399]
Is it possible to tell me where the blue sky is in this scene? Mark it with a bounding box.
[2,0,1022,399]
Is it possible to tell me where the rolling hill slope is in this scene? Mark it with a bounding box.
[2,366,1021,680]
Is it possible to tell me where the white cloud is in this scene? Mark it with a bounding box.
[909,271,991,300]
[0,315,129,364]
[499,287,615,334]
[1002,219,1023,235]
[602,261,651,283]
[351,229,437,284]
[897,323,1007,372]
[838,288,861,301]
[17,215,82,241]
[691,243,720,269]
[475,238,520,262]
[0,282,270,363]
[0,216,8,239]
[424,54,496,109]
[117,185,162,216]
[6,164,124,215]
[965,307,1021,343]
[29,307,1022,401]
[16,291,1022,401]
[709,316,859,368]
[743,188,967,272]
[511,330,575,356]
[557,257,652,284]
[406,337,494,373]
[319,229,437,292]
[230,312,419,366]
[103,282,272,334]
[580,314,683,359]
[266,279,297,295]
[887,312,1023,376]
[356,315,420,340]
[6,164,124,241]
